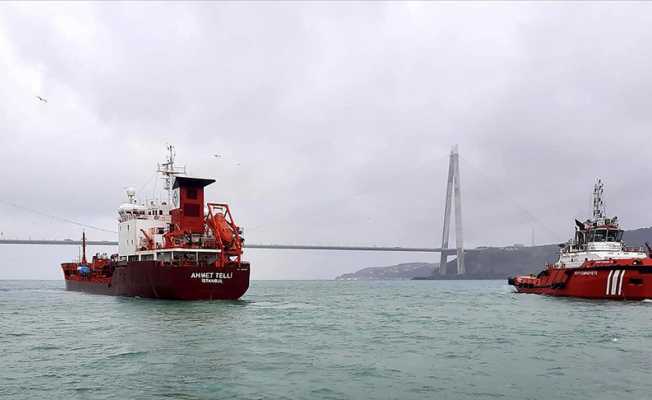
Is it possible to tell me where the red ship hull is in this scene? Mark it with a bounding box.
[63,261,250,300]
[509,259,652,300]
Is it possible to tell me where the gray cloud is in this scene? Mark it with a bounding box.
[2,2,652,279]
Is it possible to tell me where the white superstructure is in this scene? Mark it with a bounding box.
[116,146,221,263]
[117,191,172,260]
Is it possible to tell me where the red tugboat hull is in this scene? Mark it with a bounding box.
[509,259,652,300]
[64,261,250,300]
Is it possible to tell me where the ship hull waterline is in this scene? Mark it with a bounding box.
[509,264,652,301]
[64,261,250,300]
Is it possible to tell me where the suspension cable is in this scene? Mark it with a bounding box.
[457,155,563,241]
[0,199,117,234]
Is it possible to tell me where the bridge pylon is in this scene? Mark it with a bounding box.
[439,145,464,275]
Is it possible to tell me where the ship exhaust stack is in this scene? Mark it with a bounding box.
[439,145,464,275]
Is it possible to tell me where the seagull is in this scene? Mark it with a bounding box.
[36,96,48,103]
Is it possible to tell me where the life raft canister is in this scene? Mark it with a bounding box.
[212,213,235,245]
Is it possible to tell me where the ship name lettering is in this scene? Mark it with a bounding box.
[574,271,597,276]
[191,272,215,279]
[191,272,233,280]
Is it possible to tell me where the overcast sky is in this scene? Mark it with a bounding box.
[2,2,652,279]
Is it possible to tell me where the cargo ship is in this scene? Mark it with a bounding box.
[61,146,250,300]
[508,180,652,300]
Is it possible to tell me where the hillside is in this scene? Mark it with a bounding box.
[335,226,652,280]
[335,262,436,281]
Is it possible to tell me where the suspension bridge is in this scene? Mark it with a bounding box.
[0,147,472,275]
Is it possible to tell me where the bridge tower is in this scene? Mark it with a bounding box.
[439,145,464,275]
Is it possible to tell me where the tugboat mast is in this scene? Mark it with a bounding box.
[592,179,606,221]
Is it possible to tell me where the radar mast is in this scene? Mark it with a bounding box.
[592,179,606,221]
[157,145,186,206]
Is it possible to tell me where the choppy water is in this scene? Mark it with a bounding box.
[1,280,651,399]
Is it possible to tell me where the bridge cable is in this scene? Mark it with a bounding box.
[0,199,117,234]
[457,155,563,242]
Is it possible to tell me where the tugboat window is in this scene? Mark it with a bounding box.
[607,230,622,242]
[593,230,607,242]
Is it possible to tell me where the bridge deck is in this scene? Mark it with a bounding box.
[0,239,463,253]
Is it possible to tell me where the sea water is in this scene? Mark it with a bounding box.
[1,280,651,399]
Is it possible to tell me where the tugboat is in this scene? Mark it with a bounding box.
[61,146,250,300]
[508,180,652,300]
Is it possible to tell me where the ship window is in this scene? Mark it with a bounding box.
[186,188,198,200]
[198,252,219,265]
[172,251,197,261]
[607,230,622,242]
[184,203,200,217]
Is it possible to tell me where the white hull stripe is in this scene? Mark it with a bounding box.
[618,270,626,296]
[611,270,619,295]
[605,270,625,296]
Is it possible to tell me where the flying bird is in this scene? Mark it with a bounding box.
[213,154,222,158]
[36,96,48,103]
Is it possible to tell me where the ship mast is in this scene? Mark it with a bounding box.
[592,179,606,221]
[81,231,87,264]
[157,145,186,206]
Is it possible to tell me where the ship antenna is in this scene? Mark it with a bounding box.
[592,179,606,220]
[157,145,186,206]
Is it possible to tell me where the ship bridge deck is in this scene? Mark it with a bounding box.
[125,247,222,262]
